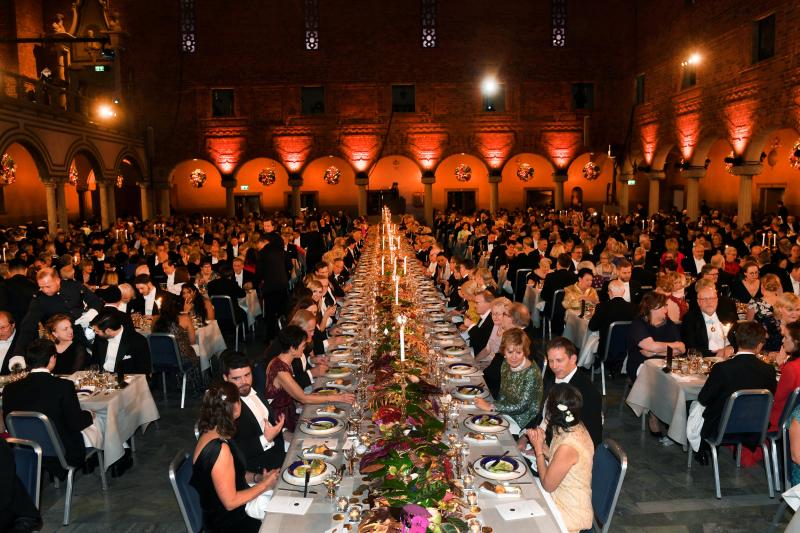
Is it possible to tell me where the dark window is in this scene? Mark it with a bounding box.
[635,74,645,105]
[483,85,505,112]
[572,83,594,110]
[301,86,325,114]
[552,0,567,47]
[753,14,776,63]
[680,64,697,89]
[0,187,6,213]
[211,89,235,117]
[391,85,415,113]
[180,0,196,53]
[304,0,319,50]
[421,0,436,48]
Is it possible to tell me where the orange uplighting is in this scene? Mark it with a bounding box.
[640,123,659,165]
[675,113,700,160]
[541,131,582,169]
[340,134,380,173]
[408,132,448,171]
[274,135,314,173]
[474,132,515,169]
[206,136,245,175]
[724,99,757,155]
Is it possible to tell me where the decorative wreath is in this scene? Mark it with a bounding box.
[0,154,16,186]
[454,163,472,182]
[516,162,534,182]
[582,161,601,180]
[189,168,207,188]
[68,166,79,186]
[324,165,341,185]
[115,175,124,188]
[724,151,735,174]
[258,167,276,186]
[790,140,800,170]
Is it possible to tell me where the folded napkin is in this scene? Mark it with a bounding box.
[495,499,547,520]
[258,494,311,517]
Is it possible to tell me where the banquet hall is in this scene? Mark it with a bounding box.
[1,0,800,531]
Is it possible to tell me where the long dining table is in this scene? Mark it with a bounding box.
[260,225,567,533]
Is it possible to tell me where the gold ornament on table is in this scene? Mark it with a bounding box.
[0,154,16,185]
[189,168,207,188]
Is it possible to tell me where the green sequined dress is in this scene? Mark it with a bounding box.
[493,360,543,429]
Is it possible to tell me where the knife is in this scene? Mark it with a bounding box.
[487,450,510,469]
[303,470,311,497]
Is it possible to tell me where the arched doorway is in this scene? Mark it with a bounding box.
[501,153,556,209]
[114,158,144,219]
[234,157,291,215]
[0,142,48,225]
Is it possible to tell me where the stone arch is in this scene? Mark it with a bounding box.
[368,155,423,216]
[64,140,107,182]
[500,152,555,210]
[435,153,489,212]
[566,152,614,208]
[234,157,291,212]
[687,132,727,167]
[0,142,50,225]
[169,159,225,214]
[301,155,358,212]
[0,130,53,180]
[112,147,148,183]
[651,142,677,172]
[744,124,795,163]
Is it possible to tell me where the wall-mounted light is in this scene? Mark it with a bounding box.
[681,53,701,67]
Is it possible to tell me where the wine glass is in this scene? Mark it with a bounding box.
[342,446,356,476]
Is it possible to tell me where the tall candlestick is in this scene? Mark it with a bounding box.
[403,255,407,275]
[381,255,385,273]
[774,233,777,248]
[393,256,397,278]
[762,233,766,247]
[394,275,399,305]
[397,315,407,362]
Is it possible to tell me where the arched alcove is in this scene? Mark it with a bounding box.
[234,158,291,212]
[566,152,614,209]
[368,156,423,216]
[1,143,48,224]
[500,153,555,210]
[115,158,144,219]
[435,154,488,213]
[301,156,357,212]
[169,159,225,214]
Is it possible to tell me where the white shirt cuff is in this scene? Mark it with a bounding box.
[259,435,274,451]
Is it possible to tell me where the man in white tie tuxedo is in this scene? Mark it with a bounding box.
[790,263,800,296]
[222,351,286,470]
[0,310,20,375]
[163,260,183,295]
[232,257,254,290]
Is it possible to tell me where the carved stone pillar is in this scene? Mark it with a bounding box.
[106,182,117,224]
[44,182,58,235]
[355,172,368,218]
[139,183,151,221]
[97,181,110,228]
[421,171,435,226]
[488,169,501,214]
[288,174,303,217]
[552,171,567,210]
[55,180,68,230]
[222,175,236,218]
[645,171,665,217]
[682,167,705,221]
[730,162,762,226]
[617,173,631,215]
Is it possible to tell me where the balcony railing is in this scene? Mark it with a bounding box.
[0,68,95,120]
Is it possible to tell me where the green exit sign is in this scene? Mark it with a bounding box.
[627,179,636,185]
[94,65,105,72]
[240,185,249,191]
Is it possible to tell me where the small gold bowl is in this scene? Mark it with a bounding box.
[333,513,345,521]
[349,497,361,504]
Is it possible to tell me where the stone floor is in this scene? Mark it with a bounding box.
[33,329,793,532]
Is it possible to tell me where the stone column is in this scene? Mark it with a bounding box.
[355,172,369,218]
[222,177,236,218]
[645,171,665,217]
[288,174,303,217]
[97,181,110,228]
[421,171,435,226]
[617,173,631,215]
[730,163,762,226]
[552,172,567,210]
[488,169,501,214]
[106,182,117,224]
[55,181,68,230]
[44,182,58,235]
[682,167,705,222]
[157,185,171,217]
[139,183,151,221]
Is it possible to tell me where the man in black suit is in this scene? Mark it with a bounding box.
[519,337,603,449]
[15,267,104,356]
[631,254,656,288]
[541,253,578,336]
[0,260,36,326]
[600,260,643,304]
[89,309,151,375]
[464,290,495,356]
[329,257,349,296]
[2,339,95,470]
[256,221,290,340]
[682,280,738,358]
[130,274,178,316]
[589,280,638,369]
[694,321,777,464]
[0,311,20,375]
[222,351,286,471]
[232,257,255,290]
[681,243,708,278]
[207,264,247,324]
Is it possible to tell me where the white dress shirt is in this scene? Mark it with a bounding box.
[792,277,800,296]
[703,312,726,352]
[143,290,157,315]
[240,388,275,450]
[235,272,244,288]
[0,331,16,371]
[555,366,579,384]
[694,257,706,273]
[621,281,631,302]
[102,328,124,372]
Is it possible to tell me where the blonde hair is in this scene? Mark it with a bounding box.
[774,293,800,321]
[761,273,783,294]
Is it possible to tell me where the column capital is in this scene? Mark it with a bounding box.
[644,171,666,181]
[421,170,435,185]
[288,173,303,188]
[355,171,369,187]
[729,162,763,177]
[681,167,706,179]
[488,169,502,184]
[152,181,171,190]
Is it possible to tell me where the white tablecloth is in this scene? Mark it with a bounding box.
[239,289,262,328]
[76,374,160,466]
[195,320,227,371]
[523,285,543,326]
[625,359,706,445]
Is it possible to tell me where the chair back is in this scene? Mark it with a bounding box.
[210,295,239,332]
[5,411,69,470]
[603,321,632,363]
[778,387,800,433]
[514,269,532,299]
[148,333,184,372]
[591,439,628,533]
[549,289,565,321]
[711,389,773,446]
[7,437,43,509]
[168,450,203,533]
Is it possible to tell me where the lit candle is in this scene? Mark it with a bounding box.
[393,256,397,278]
[124,229,128,240]
[2,246,5,263]
[642,220,646,231]
[394,275,399,305]
[403,255,407,275]
[381,255,385,273]
[762,232,766,247]
[397,315,407,362]
[774,233,777,247]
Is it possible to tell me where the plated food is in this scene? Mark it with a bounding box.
[299,416,343,436]
[316,405,346,417]
[452,384,489,400]
[301,443,336,459]
[464,432,499,444]
[325,367,352,378]
[464,414,509,433]
[282,459,335,486]
[473,456,526,481]
[478,481,522,497]
[447,362,477,375]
